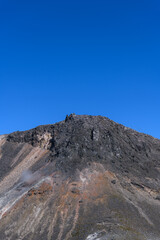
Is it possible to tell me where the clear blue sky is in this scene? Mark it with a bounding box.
[0,0,160,138]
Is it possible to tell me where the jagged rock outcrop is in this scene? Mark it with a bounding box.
[0,114,160,240]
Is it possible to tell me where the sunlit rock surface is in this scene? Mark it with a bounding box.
[0,114,160,239]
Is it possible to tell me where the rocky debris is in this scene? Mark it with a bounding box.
[130,181,145,189]
[155,195,160,200]
[27,182,53,197]
[111,179,116,184]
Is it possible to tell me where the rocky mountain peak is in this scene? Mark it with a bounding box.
[6,114,160,177]
[0,115,160,239]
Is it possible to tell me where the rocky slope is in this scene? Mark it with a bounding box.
[0,114,160,240]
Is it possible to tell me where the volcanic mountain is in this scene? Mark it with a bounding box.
[0,114,160,240]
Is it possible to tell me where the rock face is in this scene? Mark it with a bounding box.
[0,114,160,240]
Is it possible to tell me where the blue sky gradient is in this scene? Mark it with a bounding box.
[0,0,160,138]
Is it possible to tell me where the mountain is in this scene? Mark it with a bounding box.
[0,114,160,240]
